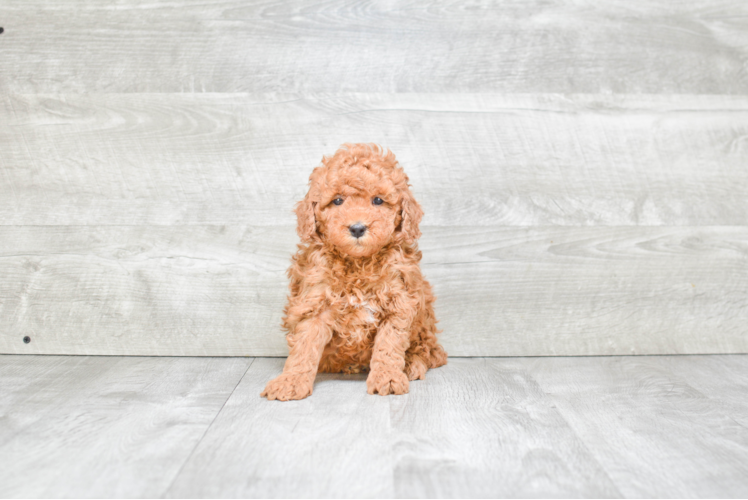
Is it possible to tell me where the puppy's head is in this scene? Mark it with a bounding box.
[296,143,423,257]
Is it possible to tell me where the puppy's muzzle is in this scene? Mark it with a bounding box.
[349,223,367,239]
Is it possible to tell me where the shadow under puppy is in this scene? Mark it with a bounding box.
[262,143,447,401]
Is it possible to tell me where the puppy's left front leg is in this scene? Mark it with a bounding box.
[367,321,411,396]
[262,312,333,401]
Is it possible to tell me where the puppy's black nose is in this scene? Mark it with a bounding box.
[349,223,367,239]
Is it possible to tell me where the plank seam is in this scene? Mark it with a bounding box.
[523,359,623,496]
[160,357,256,498]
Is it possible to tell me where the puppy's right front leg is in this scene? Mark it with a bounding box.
[261,312,333,401]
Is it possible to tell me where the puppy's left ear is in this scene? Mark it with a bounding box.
[398,187,423,245]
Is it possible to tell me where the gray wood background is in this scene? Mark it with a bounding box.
[1,0,747,356]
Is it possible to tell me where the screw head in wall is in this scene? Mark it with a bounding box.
[23,336,31,344]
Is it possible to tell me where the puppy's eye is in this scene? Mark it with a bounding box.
[332,197,344,206]
[372,197,384,206]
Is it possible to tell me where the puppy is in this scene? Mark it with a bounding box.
[261,143,447,401]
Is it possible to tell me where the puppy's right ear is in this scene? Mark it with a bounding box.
[295,192,318,243]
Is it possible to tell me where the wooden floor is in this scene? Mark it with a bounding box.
[1,355,747,498]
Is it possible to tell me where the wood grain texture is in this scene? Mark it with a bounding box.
[426,225,748,356]
[665,355,748,427]
[0,226,295,356]
[0,355,252,498]
[165,357,618,498]
[1,225,745,356]
[526,355,748,498]
[3,1,748,358]
[2,355,746,498]
[388,358,620,497]
[2,1,747,93]
[165,357,396,498]
[2,93,748,226]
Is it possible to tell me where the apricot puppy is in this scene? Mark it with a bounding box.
[261,143,447,401]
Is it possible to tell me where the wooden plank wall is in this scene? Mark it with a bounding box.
[1,1,747,356]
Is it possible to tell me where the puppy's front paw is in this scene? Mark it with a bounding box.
[367,368,409,396]
[405,356,428,381]
[261,373,313,401]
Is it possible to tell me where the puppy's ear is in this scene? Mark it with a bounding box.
[398,187,423,245]
[295,193,318,243]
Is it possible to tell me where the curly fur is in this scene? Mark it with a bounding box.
[261,143,447,401]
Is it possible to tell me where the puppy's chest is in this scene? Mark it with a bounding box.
[330,291,382,349]
[327,266,395,336]
[341,293,381,325]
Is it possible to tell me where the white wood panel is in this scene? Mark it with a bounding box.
[2,93,748,226]
[1,225,745,356]
[526,356,748,497]
[2,1,747,93]
[2,0,748,359]
[165,357,619,498]
[0,355,252,498]
[428,225,748,356]
[0,226,296,356]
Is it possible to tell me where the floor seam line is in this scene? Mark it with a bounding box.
[159,357,256,498]
[526,365,624,497]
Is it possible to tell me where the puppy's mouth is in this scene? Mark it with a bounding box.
[345,236,377,256]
